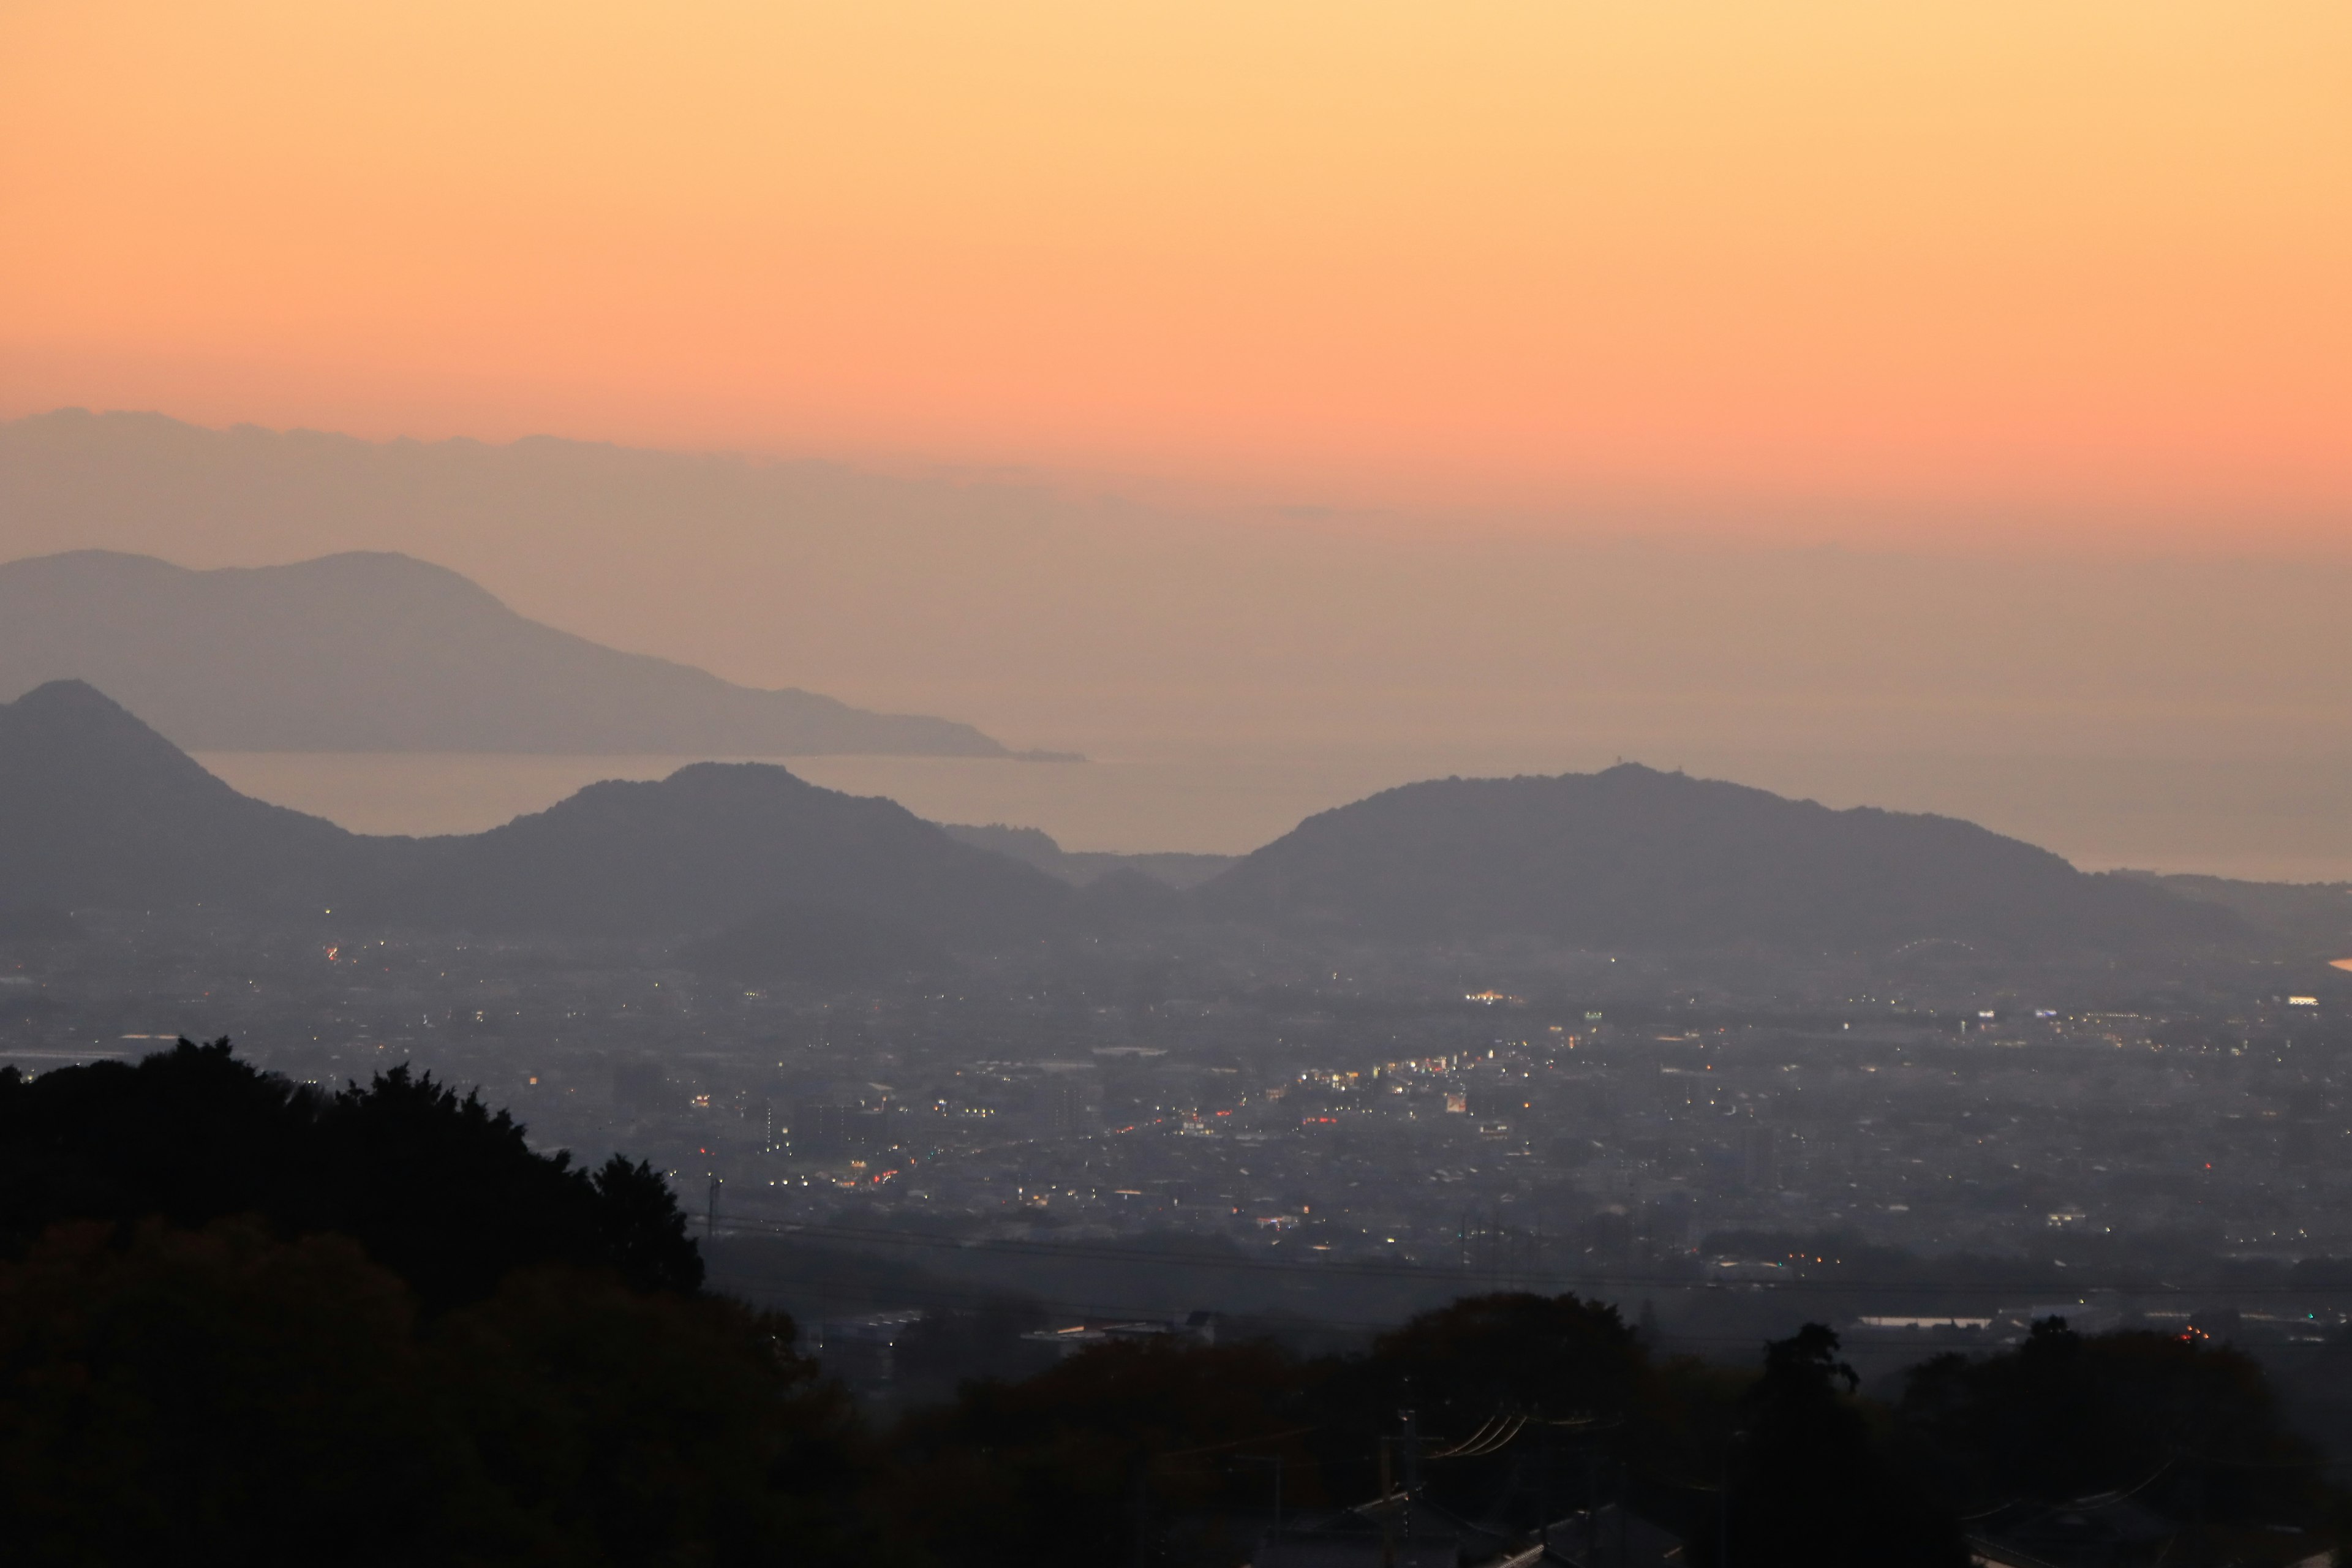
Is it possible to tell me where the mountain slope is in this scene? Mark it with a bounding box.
[0,549,1014,755]
[0,681,1067,944]
[382,763,1071,939]
[2143,873,2352,958]
[1197,765,2237,952]
[0,685,2246,956]
[0,680,371,913]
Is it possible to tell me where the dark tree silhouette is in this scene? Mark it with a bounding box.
[1898,1316,2325,1529]
[1308,1291,1659,1523]
[1360,1291,1648,1431]
[881,1293,1662,1568]
[0,1219,874,1567]
[0,1038,699,1309]
[886,1336,1319,1568]
[1691,1323,1967,1568]
[0,1221,466,1566]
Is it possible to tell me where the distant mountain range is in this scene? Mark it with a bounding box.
[0,549,1038,756]
[0,680,1068,953]
[2124,872,2352,958]
[0,680,2253,962]
[1197,766,2239,954]
[938,823,1237,889]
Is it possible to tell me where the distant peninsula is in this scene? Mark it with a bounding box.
[0,549,1062,758]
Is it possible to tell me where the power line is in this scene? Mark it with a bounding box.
[704,1213,2352,1300]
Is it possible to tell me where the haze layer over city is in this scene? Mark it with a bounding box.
[3,5,2349,1566]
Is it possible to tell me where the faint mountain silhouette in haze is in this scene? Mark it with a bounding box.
[940,821,1237,888]
[0,549,1027,756]
[2138,872,2352,958]
[13,409,2350,790]
[1197,765,2241,953]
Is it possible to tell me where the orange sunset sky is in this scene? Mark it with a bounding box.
[3,0,2347,548]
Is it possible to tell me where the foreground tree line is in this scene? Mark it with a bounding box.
[0,1042,2335,1566]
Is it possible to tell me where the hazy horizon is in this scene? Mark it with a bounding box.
[6,406,2348,879]
[9,3,2348,536]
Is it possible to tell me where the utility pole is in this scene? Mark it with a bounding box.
[1129,1456,1150,1568]
[1586,1449,1600,1566]
[1719,1429,1744,1568]
[1614,1458,1627,1568]
[706,1174,721,1240]
[1232,1455,1283,1546]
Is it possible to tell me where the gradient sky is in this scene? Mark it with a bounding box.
[4,1,2347,548]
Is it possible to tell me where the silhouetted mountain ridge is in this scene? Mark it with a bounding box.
[0,684,2247,957]
[1197,765,2237,952]
[0,678,372,914]
[2136,872,2352,957]
[0,681,1067,944]
[0,548,1023,755]
[386,762,1069,940]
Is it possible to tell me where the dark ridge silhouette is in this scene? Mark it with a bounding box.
[0,1038,699,1310]
[1067,865,1189,931]
[380,761,1071,940]
[1197,765,2240,953]
[2141,871,2352,957]
[0,681,1069,944]
[0,682,2248,957]
[941,820,1238,888]
[0,547,1022,755]
[0,677,376,914]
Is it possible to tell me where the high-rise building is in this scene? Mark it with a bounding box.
[793,1101,853,1159]
[1040,1077,1096,1137]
